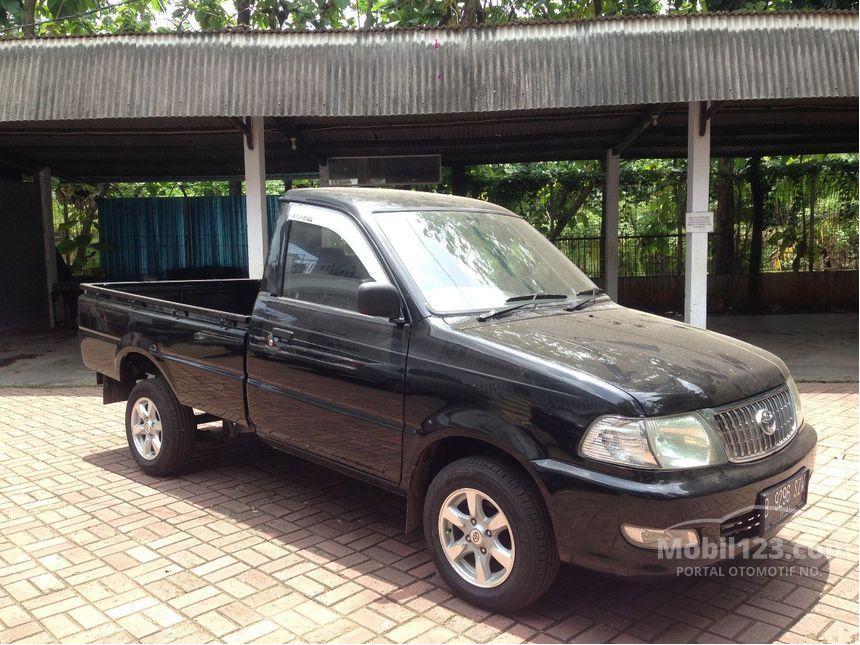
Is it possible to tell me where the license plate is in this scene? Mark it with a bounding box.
[758,469,808,531]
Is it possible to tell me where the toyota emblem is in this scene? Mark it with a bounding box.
[755,409,777,435]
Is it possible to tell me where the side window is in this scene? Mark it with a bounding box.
[282,204,389,312]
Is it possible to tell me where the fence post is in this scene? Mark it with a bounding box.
[748,157,765,309]
[808,173,817,271]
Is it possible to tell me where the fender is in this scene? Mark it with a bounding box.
[102,335,176,404]
[410,407,547,461]
[401,407,554,534]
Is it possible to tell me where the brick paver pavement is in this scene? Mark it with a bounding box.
[0,384,856,644]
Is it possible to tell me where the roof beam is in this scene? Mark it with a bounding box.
[612,106,665,155]
[0,150,80,181]
[272,118,324,165]
[0,152,41,174]
[700,101,726,136]
[226,117,254,150]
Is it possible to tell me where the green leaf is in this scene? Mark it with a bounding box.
[56,239,77,255]
[46,0,90,20]
[0,0,21,18]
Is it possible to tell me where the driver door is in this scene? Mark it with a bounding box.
[246,203,408,483]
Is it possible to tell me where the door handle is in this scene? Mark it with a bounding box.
[273,328,294,341]
[266,328,294,347]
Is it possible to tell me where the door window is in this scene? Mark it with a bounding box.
[282,204,389,312]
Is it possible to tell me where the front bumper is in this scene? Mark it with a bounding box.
[531,424,817,576]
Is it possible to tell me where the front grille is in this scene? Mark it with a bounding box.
[712,387,797,463]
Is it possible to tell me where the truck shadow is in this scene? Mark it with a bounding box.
[83,436,833,642]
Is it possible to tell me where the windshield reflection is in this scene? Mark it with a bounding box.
[371,209,596,313]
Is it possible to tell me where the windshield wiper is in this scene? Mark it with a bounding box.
[477,293,568,322]
[564,287,605,312]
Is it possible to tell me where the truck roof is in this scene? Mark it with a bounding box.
[282,187,514,218]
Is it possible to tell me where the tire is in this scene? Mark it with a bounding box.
[423,455,559,612]
[125,377,195,476]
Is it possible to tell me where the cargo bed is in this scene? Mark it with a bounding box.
[77,279,258,424]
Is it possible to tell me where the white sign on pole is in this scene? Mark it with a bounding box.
[685,211,714,234]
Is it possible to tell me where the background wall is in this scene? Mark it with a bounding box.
[0,179,48,329]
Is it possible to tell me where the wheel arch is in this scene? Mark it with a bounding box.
[103,346,174,404]
[404,433,553,535]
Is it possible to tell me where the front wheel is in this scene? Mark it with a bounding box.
[423,455,559,612]
[125,377,195,476]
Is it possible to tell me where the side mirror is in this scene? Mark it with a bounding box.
[356,282,402,320]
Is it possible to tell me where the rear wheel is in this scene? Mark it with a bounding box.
[125,378,195,476]
[423,455,559,611]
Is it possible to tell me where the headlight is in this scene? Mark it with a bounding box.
[787,376,804,430]
[580,413,725,469]
[579,416,659,469]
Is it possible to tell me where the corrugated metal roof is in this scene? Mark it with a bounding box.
[0,11,856,123]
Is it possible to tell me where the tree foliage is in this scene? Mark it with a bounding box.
[465,154,858,276]
[5,0,855,37]
[1,0,162,36]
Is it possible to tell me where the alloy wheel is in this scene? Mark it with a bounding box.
[129,397,163,461]
[437,487,516,588]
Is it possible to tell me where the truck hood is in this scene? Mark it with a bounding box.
[452,304,788,415]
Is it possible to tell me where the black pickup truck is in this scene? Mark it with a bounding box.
[79,188,815,611]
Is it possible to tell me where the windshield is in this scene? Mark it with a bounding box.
[370,209,597,313]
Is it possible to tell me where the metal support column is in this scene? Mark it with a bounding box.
[244,116,268,279]
[604,151,620,301]
[38,168,57,328]
[684,102,712,328]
